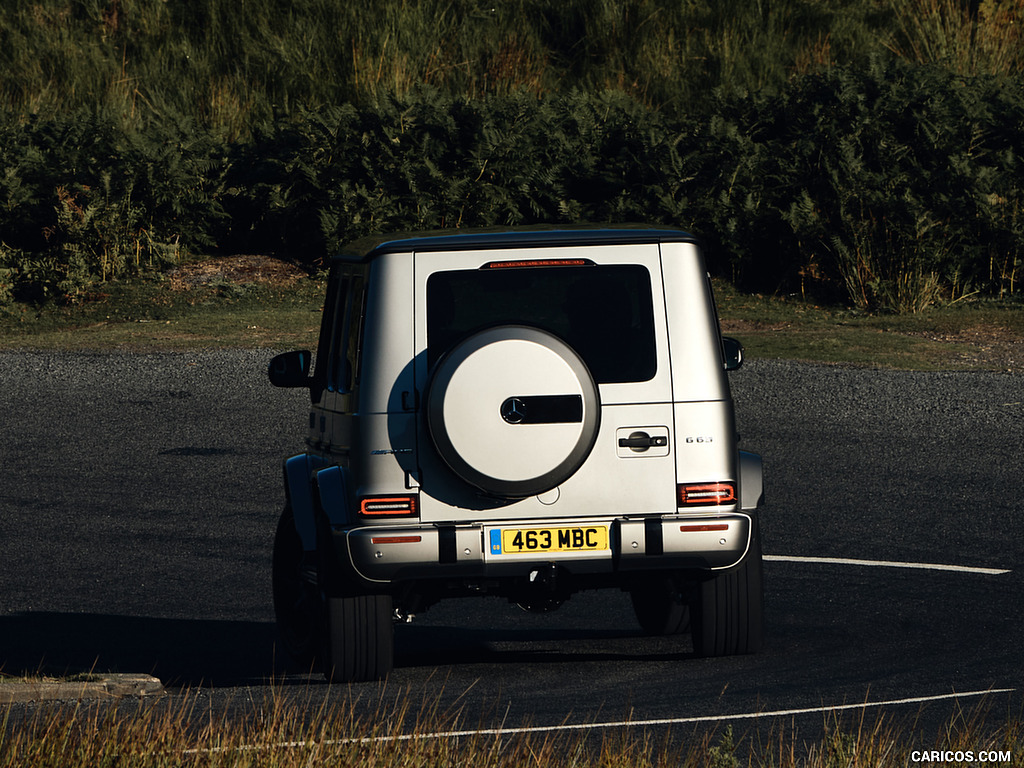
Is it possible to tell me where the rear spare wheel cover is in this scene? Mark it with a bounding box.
[426,326,600,497]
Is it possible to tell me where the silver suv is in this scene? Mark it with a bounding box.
[268,226,764,682]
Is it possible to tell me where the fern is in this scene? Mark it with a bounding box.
[3,60,1024,309]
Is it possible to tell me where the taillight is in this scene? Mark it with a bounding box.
[678,482,736,506]
[359,495,419,517]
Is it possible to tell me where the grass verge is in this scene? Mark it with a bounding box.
[0,259,327,352]
[1,257,1022,371]
[1,686,1020,767]
[714,281,1024,372]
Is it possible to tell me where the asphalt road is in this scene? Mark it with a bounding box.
[1,350,1021,745]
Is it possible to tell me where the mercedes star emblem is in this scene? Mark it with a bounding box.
[500,397,527,424]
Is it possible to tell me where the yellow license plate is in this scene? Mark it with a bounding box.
[489,525,609,556]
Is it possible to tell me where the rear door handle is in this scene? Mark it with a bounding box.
[618,432,668,450]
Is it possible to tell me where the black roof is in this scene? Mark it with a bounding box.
[334,224,697,263]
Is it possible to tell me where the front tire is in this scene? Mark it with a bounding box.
[689,518,764,656]
[323,594,394,683]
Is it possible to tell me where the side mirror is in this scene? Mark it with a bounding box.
[268,350,312,388]
[722,337,744,371]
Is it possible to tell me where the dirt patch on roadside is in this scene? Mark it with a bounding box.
[908,323,1020,345]
[719,319,794,334]
[167,255,307,291]
[905,324,1024,371]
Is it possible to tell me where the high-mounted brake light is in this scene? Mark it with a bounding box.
[359,495,419,517]
[483,258,592,269]
[678,482,736,506]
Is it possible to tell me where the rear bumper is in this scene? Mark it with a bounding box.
[334,513,752,586]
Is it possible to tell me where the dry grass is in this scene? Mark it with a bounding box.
[1,686,1021,768]
[167,256,308,292]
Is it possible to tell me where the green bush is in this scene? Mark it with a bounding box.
[2,60,1023,311]
[222,90,706,256]
[0,109,227,300]
[211,69,1024,312]
[697,58,1024,310]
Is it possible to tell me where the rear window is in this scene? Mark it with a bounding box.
[427,264,656,384]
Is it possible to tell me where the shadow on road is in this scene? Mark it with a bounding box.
[0,612,694,688]
[0,612,279,687]
[394,623,693,669]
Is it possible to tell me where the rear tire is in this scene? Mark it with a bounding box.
[630,577,690,635]
[689,518,764,656]
[322,594,394,683]
[272,508,323,669]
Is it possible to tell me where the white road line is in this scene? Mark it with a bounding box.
[764,554,1011,576]
[355,689,1016,744]
[187,688,1015,754]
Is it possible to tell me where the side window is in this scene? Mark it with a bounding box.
[310,270,343,403]
[330,272,366,393]
[310,266,367,402]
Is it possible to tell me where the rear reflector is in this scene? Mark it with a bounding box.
[359,496,418,516]
[678,482,736,506]
[370,535,422,545]
[679,523,730,532]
